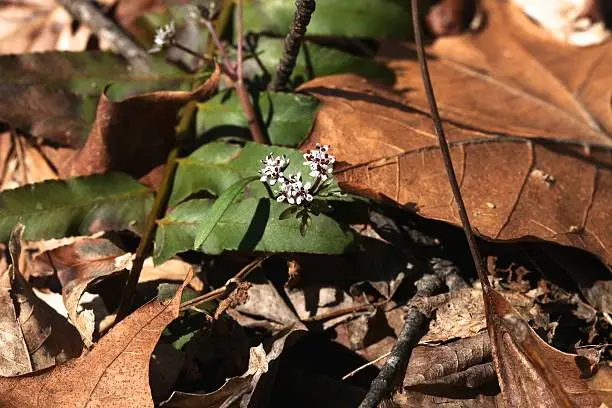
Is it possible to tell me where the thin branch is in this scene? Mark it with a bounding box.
[359,273,442,408]
[234,0,268,144]
[269,0,316,91]
[115,147,180,322]
[343,352,391,380]
[56,0,149,71]
[179,254,271,311]
[410,0,490,288]
[301,300,387,323]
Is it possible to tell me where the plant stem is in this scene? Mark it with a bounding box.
[410,0,489,288]
[202,18,235,76]
[269,0,316,91]
[201,2,268,144]
[171,41,213,63]
[115,147,180,323]
[234,0,268,144]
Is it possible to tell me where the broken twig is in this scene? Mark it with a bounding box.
[359,273,442,408]
[269,0,316,91]
[56,0,149,71]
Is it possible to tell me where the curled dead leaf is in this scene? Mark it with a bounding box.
[0,225,83,377]
[0,265,191,407]
[61,64,221,178]
[484,286,603,407]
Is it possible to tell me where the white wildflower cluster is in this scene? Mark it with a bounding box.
[303,143,335,181]
[149,22,176,53]
[259,144,336,206]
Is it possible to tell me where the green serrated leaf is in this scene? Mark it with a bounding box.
[195,89,320,146]
[194,176,260,248]
[154,198,355,263]
[243,0,411,39]
[0,173,153,242]
[0,51,194,146]
[249,38,395,85]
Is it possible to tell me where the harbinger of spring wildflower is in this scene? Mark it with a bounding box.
[259,153,289,186]
[149,21,176,53]
[276,173,313,205]
[303,143,335,180]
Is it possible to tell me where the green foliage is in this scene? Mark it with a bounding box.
[251,38,395,85]
[0,52,195,145]
[0,173,153,242]
[170,141,338,205]
[154,198,356,263]
[193,176,260,248]
[243,0,411,39]
[196,89,320,146]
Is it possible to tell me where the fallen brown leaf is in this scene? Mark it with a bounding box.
[60,63,221,178]
[0,0,92,55]
[484,286,603,407]
[29,235,204,344]
[0,264,190,407]
[0,132,58,191]
[0,225,83,376]
[301,6,612,266]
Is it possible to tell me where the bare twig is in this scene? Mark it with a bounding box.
[359,273,442,408]
[115,147,180,323]
[301,300,387,323]
[343,352,391,380]
[56,0,149,71]
[269,0,316,91]
[202,18,235,76]
[410,0,489,289]
[179,254,272,311]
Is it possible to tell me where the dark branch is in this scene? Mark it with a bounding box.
[56,0,150,72]
[268,0,316,91]
[358,274,442,408]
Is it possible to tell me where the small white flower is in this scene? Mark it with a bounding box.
[149,21,176,53]
[276,172,310,205]
[259,153,289,186]
[303,143,335,181]
[294,181,313,204]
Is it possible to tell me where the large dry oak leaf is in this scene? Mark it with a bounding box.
[300,0,612,267]
[0,268,190,407]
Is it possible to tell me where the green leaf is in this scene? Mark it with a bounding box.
[193,176,260,248]
[243,0,411,39]
[250,38,394,85]
[279,206,299,220]
[171,141,330,206]
[154,198,355,263]
[196,89,320,146]
[0,51,195,146]
[0,173,153,242]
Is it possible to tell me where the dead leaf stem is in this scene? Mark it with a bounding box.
[115,147,180,323]
[411,0,490,289]
[269,0,316,91]
[55,0,149,72]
